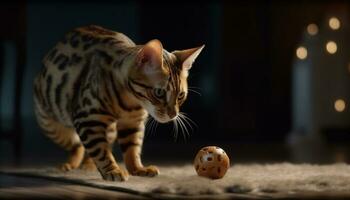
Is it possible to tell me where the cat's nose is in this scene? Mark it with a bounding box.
[167,109,177,119]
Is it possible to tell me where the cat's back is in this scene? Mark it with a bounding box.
[43,25,135,63]
[73,25,136,48]
[34,25,136,126]
[38,25,136,84]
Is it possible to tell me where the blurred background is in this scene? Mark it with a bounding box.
[0,1,349,166]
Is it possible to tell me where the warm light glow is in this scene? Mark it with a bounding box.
[329,17,341,30]
[307,24,318,35]
[334,99,346,112]
[326,41,337,54]
[296,46,307,60]
[348,63,350,73]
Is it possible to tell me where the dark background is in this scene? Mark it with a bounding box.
[0,1,349,166]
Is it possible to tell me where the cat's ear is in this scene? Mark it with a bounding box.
[173,45,205,71]
[136,39,163,74]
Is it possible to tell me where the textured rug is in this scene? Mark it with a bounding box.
[1,163,350,199]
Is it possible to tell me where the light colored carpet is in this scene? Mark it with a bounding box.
[2,163,350,199]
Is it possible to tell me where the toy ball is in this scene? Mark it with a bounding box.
[194,146,230,179]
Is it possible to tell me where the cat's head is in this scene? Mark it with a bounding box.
[128,39,204,123]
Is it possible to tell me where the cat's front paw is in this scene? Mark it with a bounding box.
[103,168,129,181]
[81,162,97,171]
[59,163,78,172]
[131,165,159,177]
[81,158,97,171]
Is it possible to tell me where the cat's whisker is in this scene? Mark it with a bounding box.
[171,120,175,139]
[171,112,197,141]
[188,86,202,90]
[172,119,179,141]
[145,117,152,127]
[178,113,189,131]
[148,118,153,136]
[145,117,152,137]
[177,115,190,141]
[188,88,202,96]
[179,114,194,132]
[176,116,187,141]
[188,86,202,94]
[147,121,153,136]
[146,117,155,137]
[179,112,198,128]
[182,117,191,138]
[153,120,159,137]
[150,118,158,137]
[175,120,179,140]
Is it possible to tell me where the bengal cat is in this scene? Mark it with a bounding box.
[33,25,204,181]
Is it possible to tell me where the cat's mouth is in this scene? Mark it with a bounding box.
[152,111,177,123]
[155,117,172,123]
[144,105,177,123]
[153,113,175,123]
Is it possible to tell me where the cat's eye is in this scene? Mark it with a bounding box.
[153,88,166,98]
[178,92,185,100]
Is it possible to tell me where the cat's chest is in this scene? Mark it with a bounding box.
[117,109,148,129]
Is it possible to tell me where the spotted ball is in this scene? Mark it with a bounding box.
[194,146,230,179]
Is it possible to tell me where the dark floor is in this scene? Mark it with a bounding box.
[2,163,350,200]
[0,174,148,200]
[1,128,350,199]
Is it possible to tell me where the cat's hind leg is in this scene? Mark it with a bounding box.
[53,123,84,171]
[34,106,84,171]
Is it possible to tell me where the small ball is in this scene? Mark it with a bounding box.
[194,146,230,179]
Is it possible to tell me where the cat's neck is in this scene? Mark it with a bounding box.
[100,46,144,113]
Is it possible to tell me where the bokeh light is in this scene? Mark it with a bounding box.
[326,41,337,54]
[296,46,307,60]
[307,24,318,35]
[334,99,346,112]
[329,17,341,30]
